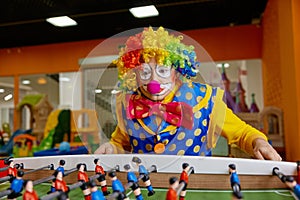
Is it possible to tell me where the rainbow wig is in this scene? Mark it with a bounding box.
[114,26,199,91]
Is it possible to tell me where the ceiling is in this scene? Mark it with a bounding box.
[0,0,268,49]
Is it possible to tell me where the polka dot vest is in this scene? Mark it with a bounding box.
[122,82,219,156]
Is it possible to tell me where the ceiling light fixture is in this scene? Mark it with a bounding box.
[59,77,71,82]
[129,5,159,18]
[0,89,4,93]
[37,77,47,85]
[95,89,102,94]
[22,80,31,85]
[111,89,120,94]
[46,16,77,27]
[217,63,230,68]
[4,94,12,101]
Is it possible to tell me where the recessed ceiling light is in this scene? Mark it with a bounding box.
[95,89,102,94]
[22,80,31,85]
[46,16,77,27]
[217,63,230,68]
[59,77,70,82]
[37,77,47,85]
[224,63,230,68]
[4,94,12,101]
[129,5,159,18]
[111,89,120,94]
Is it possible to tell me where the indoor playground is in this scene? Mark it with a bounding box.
[0,1,299,200]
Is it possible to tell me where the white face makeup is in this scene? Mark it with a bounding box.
[136,59,178,101]
[138,63,172,81]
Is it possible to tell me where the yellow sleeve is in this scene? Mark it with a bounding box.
[109,92,131,153]
[221,104,268,155]
[110,126,131,153]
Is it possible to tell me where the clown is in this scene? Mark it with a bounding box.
[95,26,281,161]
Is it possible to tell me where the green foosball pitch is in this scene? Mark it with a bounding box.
[0,182,294,200]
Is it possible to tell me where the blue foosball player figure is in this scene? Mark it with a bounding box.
[108,171,128,200]
[124,164,143,200]
[90,180,105,200]
[56,160,66,175]
[8,170,24,200]
[285,176,300,199]
[132,157,155,196]
[228,164,243,199]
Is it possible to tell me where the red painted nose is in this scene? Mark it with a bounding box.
[147,80,161,94]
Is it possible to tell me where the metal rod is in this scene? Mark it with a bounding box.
[40,174,102,200]
[33,167,77,186]
[24,164,54,175]
[0,189,12,198]
[0,175,11,183]
[0,166,9,172]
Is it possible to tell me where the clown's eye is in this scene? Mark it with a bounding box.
[138,64,152,80]
[156,65,171,78]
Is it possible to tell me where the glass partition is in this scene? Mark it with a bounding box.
[0,76,15,143]
[0,58,267,157]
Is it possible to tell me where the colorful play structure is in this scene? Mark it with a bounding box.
[32,108,100,157]
[0,94,101,157]
[16,94,53,142]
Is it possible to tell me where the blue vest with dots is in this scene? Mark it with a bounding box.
[122,82,219,156]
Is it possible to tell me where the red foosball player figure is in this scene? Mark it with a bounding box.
[23,180,39,200]
[50,160,66,194]
[166,177,179,200]
[90,180,105,200]
[132,157,155,196]
[124,164,143,200]
[8,170,24,200]
[228,164,243,200]
[179,163,190,200]
[54,170,69,200]
[94,158,110,196]
[5,158,17,182]
[77,163,91,200]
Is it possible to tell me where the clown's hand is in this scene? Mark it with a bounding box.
[252,138,282,161]
[94,142,114,154]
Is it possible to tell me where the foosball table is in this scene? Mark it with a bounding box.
[1,154,298,200]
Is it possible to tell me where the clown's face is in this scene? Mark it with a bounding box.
[135,58,178,101]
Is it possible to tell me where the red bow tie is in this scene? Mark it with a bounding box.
[126,95,193,129]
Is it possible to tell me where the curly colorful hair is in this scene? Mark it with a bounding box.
[114,26,199,91]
